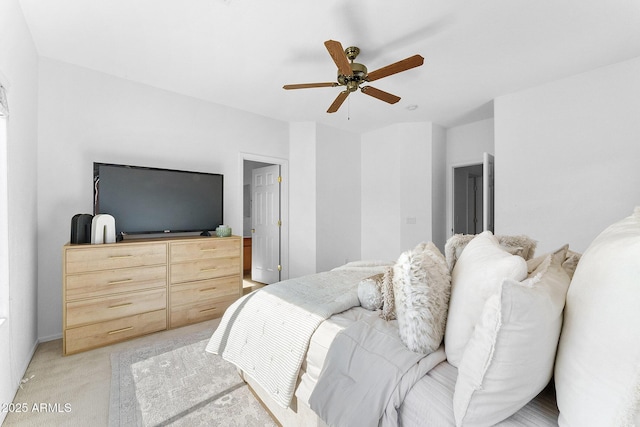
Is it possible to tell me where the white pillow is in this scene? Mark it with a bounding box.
[453,245,571,427]
[357,273,385,310]
[444,231,528,367]
[393,242,451,353]
[555,207,640,427]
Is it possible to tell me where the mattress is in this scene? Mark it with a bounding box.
[400,361,560,426]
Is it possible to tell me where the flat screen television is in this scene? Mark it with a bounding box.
[93,162,224,237]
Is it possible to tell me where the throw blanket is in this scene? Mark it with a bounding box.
[309,315,446,427]
[206,263,390,408]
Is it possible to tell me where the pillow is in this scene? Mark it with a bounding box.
[453,245,571,427]
[445,233,537,271]
[527,246,582,280]
[392,242,451,353]
[357,273,385,310]
[555,207,640,427]
[561,249,581,279]
[380,266,396,320]
[444,231,528,367]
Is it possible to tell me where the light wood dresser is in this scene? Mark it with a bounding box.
[62,235,242,355]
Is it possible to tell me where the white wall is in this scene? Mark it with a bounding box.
[316,123,361,272]
[0,0,39,421]
[361,122,446,261]
[288,122,317,277]
[495,56,640,253]
[289,122,361,276]
[36,58,289,340]
[431,124,447,249]
[445,118,495,238]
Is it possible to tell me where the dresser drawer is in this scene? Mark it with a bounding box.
[170,238,241,263]
[170,295,237,329]
[65,243,167,274]
[66,288,166,328]
[171,276,240,307]
[65,265,167,300]
[65,309,167,355]
[170,257,240,284]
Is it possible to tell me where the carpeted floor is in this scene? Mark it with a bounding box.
[3,318,275,427]
[109,329,276,426]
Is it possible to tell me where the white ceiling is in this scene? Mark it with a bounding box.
[18,0,640,133]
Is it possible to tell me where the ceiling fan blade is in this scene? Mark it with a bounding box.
[366,54,424,82]
[327,91,350,113]
[283,82,338,90]
[361,86,401,104]
[324,40,353,77]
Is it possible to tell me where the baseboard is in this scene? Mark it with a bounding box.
[16,335,39,386]
[38,332,63,343]
[2,331,39,424]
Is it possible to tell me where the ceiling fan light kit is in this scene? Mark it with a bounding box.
[283,39,424,113]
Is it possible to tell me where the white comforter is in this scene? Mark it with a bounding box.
[205,262,390,408]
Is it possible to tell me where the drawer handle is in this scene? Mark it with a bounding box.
[200,248,218,252]
[108,302,133,309]
[109,255,133,259]
[199,286,218,292]
[108,278,133,285]
[200,267,218,273]
[108,326,134,335]
[200,307,217,314]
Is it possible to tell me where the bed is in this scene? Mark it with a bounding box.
[206,260,560,427]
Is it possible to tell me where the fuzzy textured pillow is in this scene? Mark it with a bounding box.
[445,234,537,271]
[444,231,528,367]
[453,245,571,427]
[392,242,452,353]
[555,207,640,427]
[357,273,385,310]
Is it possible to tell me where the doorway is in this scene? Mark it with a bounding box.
[452,153,495,235]
[242,155,288,291]
[453,164,483,235]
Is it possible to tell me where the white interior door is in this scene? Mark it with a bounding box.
[483,152,495,232]
[251,164,281,284]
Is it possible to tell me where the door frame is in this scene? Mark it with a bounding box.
[239,153,289,281]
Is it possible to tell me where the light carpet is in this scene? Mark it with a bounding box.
[109,329,276,426]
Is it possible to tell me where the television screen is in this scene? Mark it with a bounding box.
[93,163,223,236]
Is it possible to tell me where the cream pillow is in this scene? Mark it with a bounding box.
[380,266,396,320]
[392,242,451,353]
[444,231,528,367]
[453,245,571,427]
[555,207,640,427]
[526,246,581,280]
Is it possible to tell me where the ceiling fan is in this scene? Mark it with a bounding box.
[283,40,424,113]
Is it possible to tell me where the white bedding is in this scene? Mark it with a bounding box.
[301,306,560,427]
[400,361,560,426]
[296,307,379,404]
[308,314,446,427]
[205,263,389,408]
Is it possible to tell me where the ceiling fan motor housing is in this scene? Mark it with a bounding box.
[338,62,368,91]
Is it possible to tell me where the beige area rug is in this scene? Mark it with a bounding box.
[109,329,277,426]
